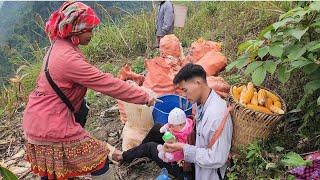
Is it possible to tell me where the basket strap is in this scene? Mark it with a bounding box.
[208,105,233,149]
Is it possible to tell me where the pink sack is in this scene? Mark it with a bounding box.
[195,51,227,76]
[207,76,230,98]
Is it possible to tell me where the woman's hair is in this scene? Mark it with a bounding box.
[173,63,207,84]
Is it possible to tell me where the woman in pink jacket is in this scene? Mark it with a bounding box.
[23,2,154,180]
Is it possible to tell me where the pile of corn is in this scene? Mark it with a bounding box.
[232,82,284,115]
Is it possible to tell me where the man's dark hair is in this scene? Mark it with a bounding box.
[173,63,207,84]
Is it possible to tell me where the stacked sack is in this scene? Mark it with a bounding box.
[186,38,227,76]
[143,35,185,96]
[117,35,231,150]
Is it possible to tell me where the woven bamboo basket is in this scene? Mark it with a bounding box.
[228,84,287,152]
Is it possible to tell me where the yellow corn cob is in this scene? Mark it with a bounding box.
[274,101,282,109]
[240,82,254,105]
[265,90,280,102]
[246,104,272,114]
[232,86,240,102]
[270,105,284,114]
[239,86,248,105]
[265,97,274,110]
[251,92,258,106]
[237,85,246,92]
[258,89,267,106]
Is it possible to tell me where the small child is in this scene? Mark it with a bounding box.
[157,108,193,163]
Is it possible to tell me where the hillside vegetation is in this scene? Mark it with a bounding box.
[0,1,319,179]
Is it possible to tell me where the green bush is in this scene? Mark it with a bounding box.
[226,2,320,134]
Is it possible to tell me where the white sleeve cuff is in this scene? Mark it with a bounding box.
[183,144,197,163]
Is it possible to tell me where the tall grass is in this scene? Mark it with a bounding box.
[82,4,156,62]
[1,1,293,119]
[0,39,44,119]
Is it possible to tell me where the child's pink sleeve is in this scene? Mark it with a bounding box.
[159,123,169,133]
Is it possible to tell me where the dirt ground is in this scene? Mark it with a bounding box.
[0,96,161,180]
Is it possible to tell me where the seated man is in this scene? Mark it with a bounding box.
[164,63,233,180]
[114,64,232,180]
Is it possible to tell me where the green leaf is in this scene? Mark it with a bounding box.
[226,61,238,72]
[237,40,264,54]
[278,66,291,83]
[287,109,302,114]
[310,1,320,11]
[291,60,312,68]
[288,175,296,180]
[273,18,294,30]
[252,66,266,86]
[246,150,256,159]
[245,61,264,75]
[226,54,250,71]
[280,7,310,23]
[304,79,320,95]
[238,40,254,54]
[258,46,269,59]
[264,31,272,40]
[303,64,319,75]
[297,95,307,109]
[235,54,249,69]
[264,61,277,74]
[317,96,320,106]
[311,21,320,28]
[258,25,273,40]
[281,152,312,168]
[288,46,306,60]
[0,166,18,180]
[308,43,320,52]
[310,70,320,80]
[269,44,283,58]
[290,27,309,40]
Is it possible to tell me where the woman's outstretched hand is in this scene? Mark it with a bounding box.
[147,97,163,107]
[147,97,157,107]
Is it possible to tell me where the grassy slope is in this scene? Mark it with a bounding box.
[1,1,317,179]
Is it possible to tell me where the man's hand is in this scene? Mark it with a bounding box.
[163,142,185,153]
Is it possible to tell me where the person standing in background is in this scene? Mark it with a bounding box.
[154,1,175,48]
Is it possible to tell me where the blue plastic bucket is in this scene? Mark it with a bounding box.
[152,94,192,125]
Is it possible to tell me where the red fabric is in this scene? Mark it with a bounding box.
[25,136,108,180]
[45,1,100,46]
